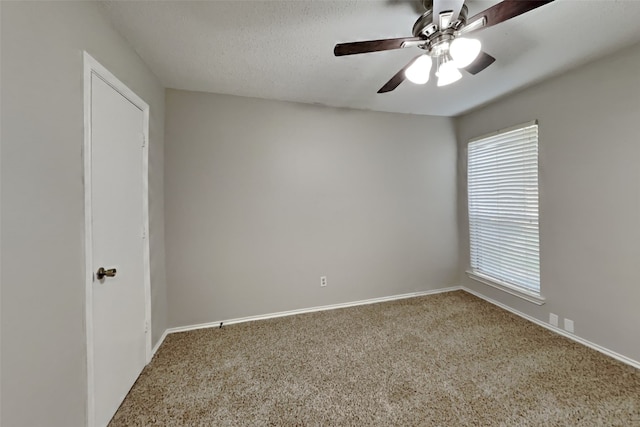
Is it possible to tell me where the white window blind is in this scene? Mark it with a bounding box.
[467,123,540,294]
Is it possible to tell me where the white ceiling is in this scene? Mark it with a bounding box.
[101,0,640,117]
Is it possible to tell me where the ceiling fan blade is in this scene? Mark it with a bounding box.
[464,0,555,34]
[377,55,422,94]
[464,51,496,75]
[334,37,422,56]
[432,0,465,28]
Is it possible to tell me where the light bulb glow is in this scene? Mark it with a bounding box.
[450,37,482,68]
[404,55,432,85]
[436,61,462,87]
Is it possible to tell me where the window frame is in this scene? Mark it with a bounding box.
[465,120,545,305]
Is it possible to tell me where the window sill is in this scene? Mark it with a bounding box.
[466,270,546,306]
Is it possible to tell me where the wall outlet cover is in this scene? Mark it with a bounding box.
[320,276,327,287]
[549,313,559,327]
[564,318,574,333]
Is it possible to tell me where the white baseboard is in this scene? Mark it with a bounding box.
[148,285,640,371]
[461,286,640,370]
[149,288,461,359]
[150,329,168,361]
[163,286,462,336]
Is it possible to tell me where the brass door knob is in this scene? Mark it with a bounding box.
[96,267,117,280]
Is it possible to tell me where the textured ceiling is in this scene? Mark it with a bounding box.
[101,0,640,117]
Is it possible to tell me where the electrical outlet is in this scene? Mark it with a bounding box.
[564,318,574,333]
[320,276,327,287]
[549,313,559,327]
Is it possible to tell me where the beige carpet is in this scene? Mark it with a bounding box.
[109,291,640,426]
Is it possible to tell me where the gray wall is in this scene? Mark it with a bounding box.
[1,2,167,426]
[456,42,640,362]
[165,90,458,328]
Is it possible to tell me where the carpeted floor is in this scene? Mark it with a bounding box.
[109,291,640,426]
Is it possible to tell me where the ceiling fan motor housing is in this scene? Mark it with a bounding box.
[412,4,468,55]
[422,0,434,10]
[412,4,469,38]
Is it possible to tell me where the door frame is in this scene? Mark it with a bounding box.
[83,51,152,427]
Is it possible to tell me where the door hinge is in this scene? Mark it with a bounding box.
[141,133,146,148]
[144,321,149,334]
[142,227,146,240]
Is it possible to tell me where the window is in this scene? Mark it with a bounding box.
[467,122,541,301]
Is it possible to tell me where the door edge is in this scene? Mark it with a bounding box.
[82,51,152,427]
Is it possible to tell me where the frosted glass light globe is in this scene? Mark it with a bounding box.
[436,61,462,87]
[450,37,482,68]
[404,55,432,85]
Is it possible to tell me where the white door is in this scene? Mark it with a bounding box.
[88,68,149,427]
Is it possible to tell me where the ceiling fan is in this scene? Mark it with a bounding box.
[334,0,555,93]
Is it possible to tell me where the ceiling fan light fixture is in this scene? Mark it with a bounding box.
[405,55,432,85]
[436,57,462,87]
[449,37,482,68]
[335,0,558,94]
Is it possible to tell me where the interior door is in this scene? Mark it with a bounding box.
[90,73,147,427]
